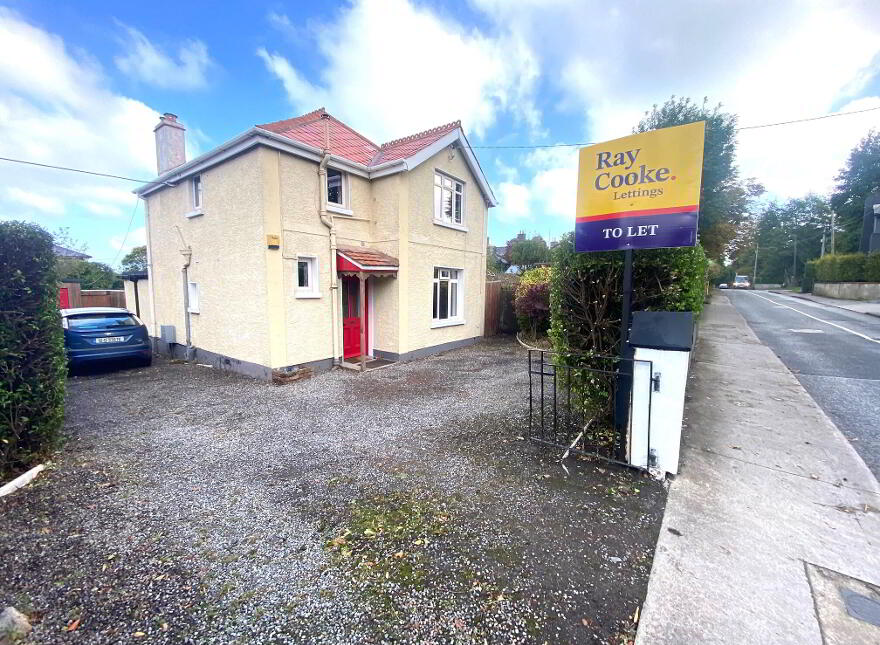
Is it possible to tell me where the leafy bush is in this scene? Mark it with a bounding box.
[814,253,875,283]
[865,252,880,282]
[803,260,817,293]
[549,234,707,444]
[514,266,551,338]
[1,222,67,477]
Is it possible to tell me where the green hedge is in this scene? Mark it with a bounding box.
[803,261,817,293]
[550,235,707,359]
[548,235,707,445]
[813,252,880,283]
[514,266,551,338]
[1,222,67,477]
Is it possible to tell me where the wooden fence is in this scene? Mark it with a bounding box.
[484,281,502,336]
[80,290,126,308]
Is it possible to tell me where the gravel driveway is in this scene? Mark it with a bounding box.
[2,338,665,644]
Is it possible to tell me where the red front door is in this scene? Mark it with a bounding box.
[342,277,368,359]
[59,287,70,309]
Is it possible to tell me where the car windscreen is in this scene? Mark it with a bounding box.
[735,277,748,283]
[67,313,139,330]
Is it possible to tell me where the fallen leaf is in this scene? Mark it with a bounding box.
[134,631,146,638]
[394,551,405,559]
[66,618,81,632]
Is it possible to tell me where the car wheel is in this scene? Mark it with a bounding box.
[140,355,153,368]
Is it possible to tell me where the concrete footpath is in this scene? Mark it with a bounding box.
[770,289,880,318]
[636,293,880,644]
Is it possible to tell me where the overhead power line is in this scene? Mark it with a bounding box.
[1,104,879,181]
[467,104,880,149]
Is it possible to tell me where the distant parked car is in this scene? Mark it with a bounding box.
[62,307,152,369]
[718,283,728,289]
[733,275,751,289]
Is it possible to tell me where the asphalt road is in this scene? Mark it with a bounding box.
[727,289,880,479]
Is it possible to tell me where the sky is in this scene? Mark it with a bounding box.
[1,0,880,267]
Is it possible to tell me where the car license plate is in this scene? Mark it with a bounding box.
[95,336,124,343]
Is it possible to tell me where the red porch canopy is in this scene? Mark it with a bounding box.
[336,247,399,277]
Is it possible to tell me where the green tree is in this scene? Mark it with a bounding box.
[636,96,764,261]
[120,245,147,274]
[62,261,122,289]
[830,130,880,253]
[731,195,831,285]
[509,235,549,268]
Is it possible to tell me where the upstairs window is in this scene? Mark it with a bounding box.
[192,175,202,209]
[434,172,464,226]
[432,267,462,323]
[327,169,345,206]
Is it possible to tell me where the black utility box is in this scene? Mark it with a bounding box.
[629,311,695,352]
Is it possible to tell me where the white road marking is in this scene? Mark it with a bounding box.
[749,292,880,345]
[789,329,824,334]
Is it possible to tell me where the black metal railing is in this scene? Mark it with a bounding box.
[527,350,653,470]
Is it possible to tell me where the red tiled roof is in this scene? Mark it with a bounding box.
[257,108,461,168]
[337,247,399,268]
[371,120,461,165]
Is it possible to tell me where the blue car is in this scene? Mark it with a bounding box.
[62,307,152,369]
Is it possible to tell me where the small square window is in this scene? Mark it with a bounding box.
[192,175,202,209]
[188,282,200,313]
[296,256,319,298]
[327,169,344,206]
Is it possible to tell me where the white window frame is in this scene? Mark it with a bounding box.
[186,175,204,218]
[326,168,353,216]
[433,171,466,231]
[187,282,200,314]
[431,266,464,328]
[296,255,320,298]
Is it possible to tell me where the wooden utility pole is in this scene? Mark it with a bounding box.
[753,243,759,282]
[831,212,836,254]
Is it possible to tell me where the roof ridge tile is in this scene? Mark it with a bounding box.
[380,120,461,149]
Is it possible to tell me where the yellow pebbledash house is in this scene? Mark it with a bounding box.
[131,108,496,379]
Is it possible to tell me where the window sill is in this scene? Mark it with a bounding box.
[431,318,465,329]
[296,292,321,299]
[327,204,353,216]
[185,209,204,219]
[433,219,467,232]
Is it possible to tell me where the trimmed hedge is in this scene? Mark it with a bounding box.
[550,234,707,359]
[813,252,880,284]
[1,222,67,477]
[548,234,707,444]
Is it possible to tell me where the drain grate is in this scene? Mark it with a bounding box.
[841,589,880,627]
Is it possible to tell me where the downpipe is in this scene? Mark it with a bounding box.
[175,226,194,361]
[318,152,341,366]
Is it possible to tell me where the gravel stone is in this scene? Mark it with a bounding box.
[1,338,665,643]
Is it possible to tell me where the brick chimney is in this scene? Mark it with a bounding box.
[153,113,186,175]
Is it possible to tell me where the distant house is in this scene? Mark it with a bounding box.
[132,109,497,378]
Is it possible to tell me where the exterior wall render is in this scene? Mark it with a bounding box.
[404,147,488,353]
[145,148,270,367]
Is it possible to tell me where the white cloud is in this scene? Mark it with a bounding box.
[109,225,145,253]
[5,187,64,215]
[258,0,541,142]
[115,24,213,90]
[474,0,880,199]
[492,146,580,224]
[0,9,159,229]
[496,182,531,222]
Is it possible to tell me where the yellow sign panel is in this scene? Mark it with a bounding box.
[575,121,706,252]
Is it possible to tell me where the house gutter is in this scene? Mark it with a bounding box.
[318,147,340,367]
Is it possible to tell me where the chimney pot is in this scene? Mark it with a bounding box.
[154,112,186,175]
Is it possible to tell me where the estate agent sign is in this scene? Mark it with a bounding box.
[575,121,706,252]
